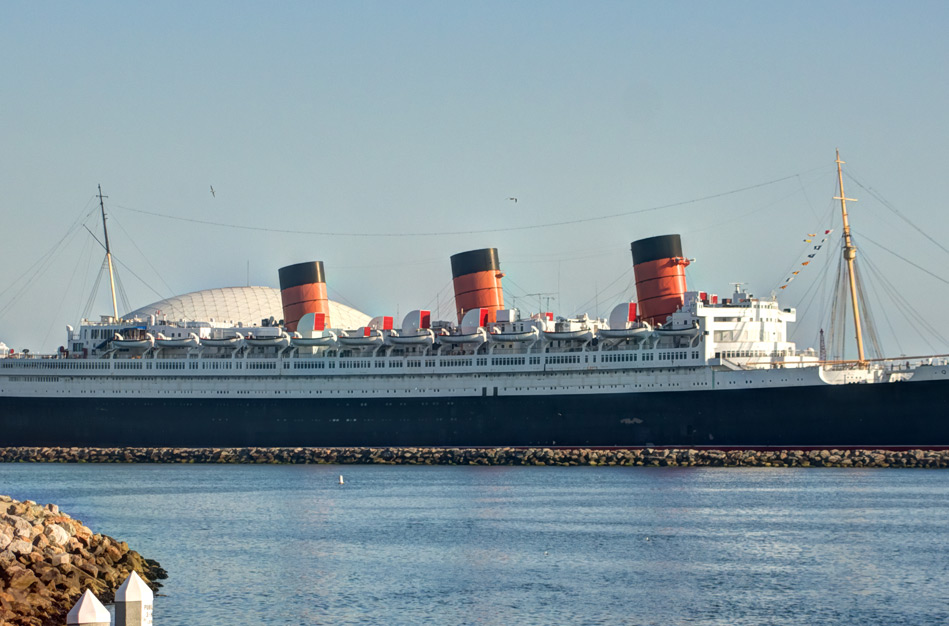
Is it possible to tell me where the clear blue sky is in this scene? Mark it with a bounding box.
[3,2,949,356]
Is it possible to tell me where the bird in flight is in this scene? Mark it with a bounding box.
[507,197,517,203]
[210,185,216,198]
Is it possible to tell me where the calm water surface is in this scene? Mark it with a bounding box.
[1,464,947,625]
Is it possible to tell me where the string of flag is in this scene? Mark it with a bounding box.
[779,229,835,289]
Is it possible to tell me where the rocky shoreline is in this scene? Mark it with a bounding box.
[0,447,947,467]
[0,496,166,626]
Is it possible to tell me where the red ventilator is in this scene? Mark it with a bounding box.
[278,261,330,332]
[630,234,690,326]
[450,248,505,325]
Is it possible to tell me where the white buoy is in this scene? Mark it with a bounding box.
[67,589,111,626]
[338,475,344,485]
[115,570,154,626]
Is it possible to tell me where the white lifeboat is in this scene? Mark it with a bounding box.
[389,310,434,345]
[291,331,338,347]
[338,328,385,346]
[245,332,291,348]
[201,333,245,348]
[112,333,155,350]
[654,322,700,337]
[543,329,594,341]
[441,327,487,345]
[387,329,435,346]
[488,328,539,343]
[598,323,653,339]
[155,332,200,348]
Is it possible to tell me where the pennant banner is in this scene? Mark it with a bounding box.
[776,229,835,291]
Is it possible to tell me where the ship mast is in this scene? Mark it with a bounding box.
[97,184,119,321]
[834,150,865,363]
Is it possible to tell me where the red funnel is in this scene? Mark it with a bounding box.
[450,248,504,325]
[278,261,330,332]
[630,235,690,325]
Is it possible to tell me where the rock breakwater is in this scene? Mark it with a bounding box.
[1,447,947,467]
[0,496,166,626]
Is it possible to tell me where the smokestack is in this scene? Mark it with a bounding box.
[278,261,330,332]
[630,234,690,326]
[450,248,504,325]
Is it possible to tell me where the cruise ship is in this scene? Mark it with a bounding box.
[2,158,948,448]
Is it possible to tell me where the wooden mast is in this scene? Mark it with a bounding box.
[834,150,865,363]
[97,184,119,321]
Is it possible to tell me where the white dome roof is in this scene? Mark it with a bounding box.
[125,286,371,330]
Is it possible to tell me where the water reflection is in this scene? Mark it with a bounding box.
[1,464,947,625]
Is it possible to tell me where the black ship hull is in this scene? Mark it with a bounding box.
[2,377,948,448]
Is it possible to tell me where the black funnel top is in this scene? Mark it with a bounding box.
[630,235,683,265]
[450,248,500,278]
[278,261,325,289]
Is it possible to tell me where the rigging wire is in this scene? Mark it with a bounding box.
[768,197,838,293]
[599,273,639,315]
[857,248,943,354]
[852,260,884,359]
[40,232,90,350]
[108,213,176,298]
[421,279,457,321]
[844,169,949,259]
[686,169,830,236]
[795,173,822,222]
[786,245,836,347]
[574,266,634,316]
[112,266,132,316]
[0,200,99,319]
[325,286,364,317]
[811,204,844,347]
[858,235,949,349]
[110,255,169,304]
[683,191,793,234]
[827,249,850,361]
[858,234,949,288]
[81,259,108,321]
[858,257,904,355]
[79,220,168,313]
[502,275,548,314]
[110,167,828,238]
[73,233,96,325]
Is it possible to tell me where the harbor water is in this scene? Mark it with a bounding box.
[2,464,947,625]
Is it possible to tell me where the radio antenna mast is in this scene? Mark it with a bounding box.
[97,185,119,320]
[834,150,864,363]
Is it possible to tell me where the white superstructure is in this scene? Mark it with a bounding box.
[1,286,933,403]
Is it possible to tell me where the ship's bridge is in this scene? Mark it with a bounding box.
[676,289,817,369]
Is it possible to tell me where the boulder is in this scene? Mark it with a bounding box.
[0,495,165,626]
[44,524,69,547]
[7,568,38,592]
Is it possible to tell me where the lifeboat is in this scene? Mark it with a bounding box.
[155,333,200,348]
[488,328,539,343]
[338,328,385,346]
[245,332,291,348]
[290,331,338,348]
[201,333,245,348]
[597,323,653,339]
[654,322,700,337]
[543,329,594,342]
[112,333,154,350]
[441,328,487,345]
[387,329,435,346]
